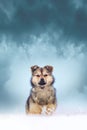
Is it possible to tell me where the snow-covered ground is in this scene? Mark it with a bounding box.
[0,114,87,130]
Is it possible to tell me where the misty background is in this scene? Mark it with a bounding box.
[0,0,87,114]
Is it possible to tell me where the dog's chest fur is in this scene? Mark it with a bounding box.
[31,86,55,105]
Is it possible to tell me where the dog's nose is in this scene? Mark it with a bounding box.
[39,78,46,85]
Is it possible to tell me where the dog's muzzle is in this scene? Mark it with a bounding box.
[38,78,46,86]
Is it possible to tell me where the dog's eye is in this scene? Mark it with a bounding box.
[44,74,48,77]
[36,75,40,77]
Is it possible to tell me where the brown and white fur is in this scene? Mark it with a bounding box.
[26,65,57,115]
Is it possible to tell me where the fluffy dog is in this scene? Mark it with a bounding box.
[26,65,57,115]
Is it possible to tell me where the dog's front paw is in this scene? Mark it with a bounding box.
[45,104,56,115]
[46,107,55,115]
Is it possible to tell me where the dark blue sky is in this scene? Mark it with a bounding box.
[0,0,87,42]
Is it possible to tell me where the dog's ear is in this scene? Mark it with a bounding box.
[44,65,53,73]
[31,65,39,73]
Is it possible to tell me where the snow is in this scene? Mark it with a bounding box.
[0,114,87,130]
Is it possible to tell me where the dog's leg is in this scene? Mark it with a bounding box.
[45,103,57,115]
[26,104,29,114]
[25,96,30,114]
[27,103,42,114]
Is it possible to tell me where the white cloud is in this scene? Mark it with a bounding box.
[72,0,83,9]
[0,1,15,21]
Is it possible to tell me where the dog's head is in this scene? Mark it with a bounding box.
[31,65,54,88]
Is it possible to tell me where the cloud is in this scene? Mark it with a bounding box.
[0,0,87,42]
[0,42,13,109]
